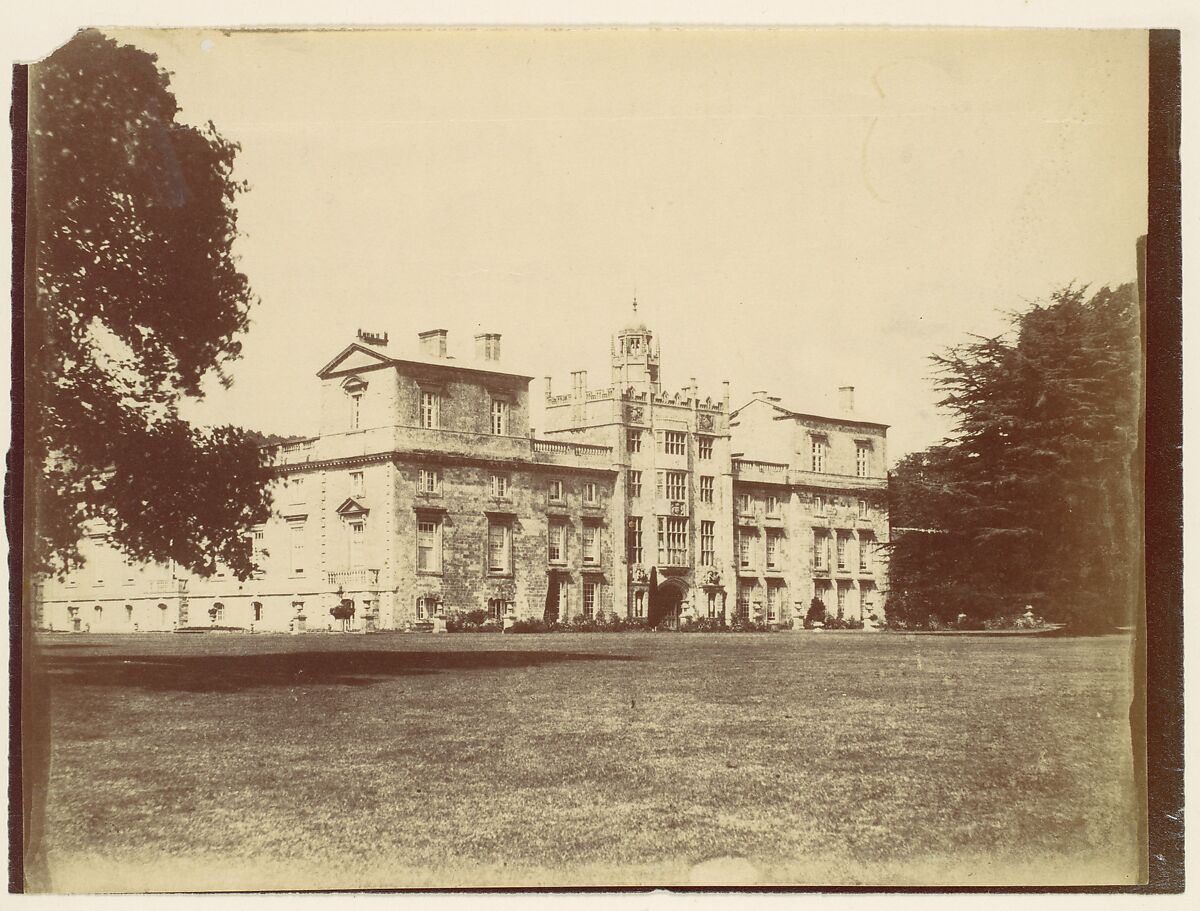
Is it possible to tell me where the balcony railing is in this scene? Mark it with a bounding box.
[328,569,380,588]
[532,439,613,457]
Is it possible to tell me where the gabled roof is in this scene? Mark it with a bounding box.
[317,343,394,379]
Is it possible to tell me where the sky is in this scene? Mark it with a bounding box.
[108,27,1149,462]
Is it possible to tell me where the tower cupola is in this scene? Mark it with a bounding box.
[611,296,661,393]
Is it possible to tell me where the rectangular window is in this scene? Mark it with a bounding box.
[737,493,753,515]
[664,431,687,456]
[416,596,433,620]
[548,522,566,564]
[665,471,687,501]
[836,583,847,617]
[288,475,306,506]
[811,435,827,473]
[582,524,599,564]
[491,399,510,435]
[698,436,713,459]
[657,517,688,565]
[251,529,266,560]
[629,471,642,498]
[583,581,597,619]
[739,531,755,569]
[627,517,643,564]
[488,523,512,574]
[707,591,718,618]
[627,430,642,453]
[736,586,751,621]
[289,523,306,575]
[583,481,598,504]
[417,520,441,573]
[699,476,714,503]
[859,533,873,572]
[349,520,366,568]
[633,590,646,618]
[765,494,779,516]
[767,584,779,622]
[418,468,441,494]
[813,495,825,515]
[488,598,507,620]
[766,532,779,569]
[350,392,363,430]
[656,471,664,498]
[813,531,828,571]
[856,442,871,478]
[836,533,848,571]
[859,498,868,518]
[701,520,715,567]
[420,391,440,429]
[350,470,365,498]
[549,479,564,501]
[558,581,569,619]
[491,474,510,498]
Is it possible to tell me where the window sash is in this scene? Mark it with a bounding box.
[584,482,597,503]
[417,520,440,572]
[627,431,642,453]
[550,479,564,500]
[583,582,597,619]
[665,471,686,501]
[488,524,511,573]
[351,471,364,497]
[627,517,643,564]
[657,517,688,565]
[491,474,510,497]
[629,471,642,498]
[582,525,599,563]
[700,520,715,566]
[700,476,714,503]
[698,436,713,459]
[549,523,565,563]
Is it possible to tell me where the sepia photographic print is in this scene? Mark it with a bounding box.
[8,15,1183,895]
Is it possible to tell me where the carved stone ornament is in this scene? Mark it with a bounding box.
[702,569,721,587]
[698,413,714,432]
[631,565,648,583]
[627,405,644,424]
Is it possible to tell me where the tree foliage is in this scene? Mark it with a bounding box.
[887,284,1141,631]
[27,29,272,580]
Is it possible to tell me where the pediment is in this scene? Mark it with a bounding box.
[335,497,370,517]
[317,344,394,378]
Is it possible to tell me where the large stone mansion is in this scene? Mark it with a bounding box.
[34,305,890,633]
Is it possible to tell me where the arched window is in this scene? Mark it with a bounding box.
[125,604,134,623]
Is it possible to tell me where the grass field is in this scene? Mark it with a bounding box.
[24,630,1141,890]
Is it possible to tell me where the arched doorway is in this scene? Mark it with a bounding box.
[655,577,688,629]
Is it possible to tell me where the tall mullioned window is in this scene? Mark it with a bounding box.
[856,442,871,478]
[657,517,688,565]
[836,533,848,571]
[290,522,306,576]
[349,520,366,568]
[491,474,510,498]
[700,520,715,566]
[491,399,509,435]
[583,581,597,619]
[420,391,440,429]
[811,435,828,473]
[549,479,564,501]
[766,532,780,569]
[629,471,642,498]
[739,531,754,569]
[665,471,687,501]
[663,431,687,455]
[699,476,714,503]
[627,430,642,453]
[349,391,363,430]
[698,436,713,460]
[583,482,598,504]
[860,532,874,572]
[627,517,643,564]
[418,468,441,494]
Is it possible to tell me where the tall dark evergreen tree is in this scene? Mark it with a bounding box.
[26,30,273,580]
[888,284,1141,631]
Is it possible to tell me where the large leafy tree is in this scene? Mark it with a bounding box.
[888,284,1141,631]
[26,29,272,580]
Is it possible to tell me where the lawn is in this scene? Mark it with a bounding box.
[23,630,1141,891]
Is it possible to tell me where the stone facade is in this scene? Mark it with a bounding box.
[34,310,890,633]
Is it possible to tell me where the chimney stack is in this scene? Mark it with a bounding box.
[722,380,731,411]
[418,329,448,358]
[474,332,501,361]
[839,385,856,415]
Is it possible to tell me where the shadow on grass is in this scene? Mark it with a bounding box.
[36,649,640,693]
